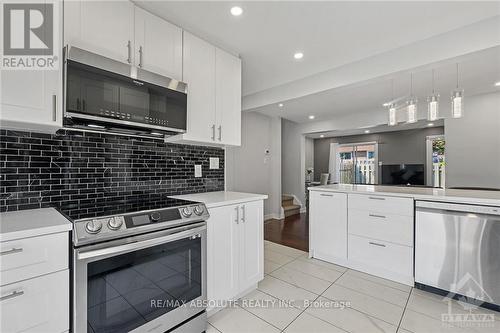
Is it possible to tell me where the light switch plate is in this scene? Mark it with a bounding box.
[194,165,202,177]
[209,157,219,169]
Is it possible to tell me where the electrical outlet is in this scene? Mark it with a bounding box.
[194,165,202,177]
[209,157,219,169]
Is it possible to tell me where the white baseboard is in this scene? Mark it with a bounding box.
[264,213,280,220]
[300,207,307,213]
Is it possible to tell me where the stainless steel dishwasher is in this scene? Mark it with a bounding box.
[415,201,500,308]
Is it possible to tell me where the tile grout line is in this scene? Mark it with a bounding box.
[396,286,413,332]
[279,268,351,333]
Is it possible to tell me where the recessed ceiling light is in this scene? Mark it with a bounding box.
[230,6,243,16]
[320,134,325,138]
[364,130,370,134]
[495,81,500,87]
[278,103,284,108]
[308,115,315,120]
[294,52,304,60]
[428,123,434,127]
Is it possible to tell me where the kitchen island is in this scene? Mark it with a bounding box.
[308,184,500,286]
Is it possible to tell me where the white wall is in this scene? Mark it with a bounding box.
[445,91,500,189]
[281,118,306,206]
[226,112,282,218]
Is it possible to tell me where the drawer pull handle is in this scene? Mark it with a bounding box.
[369,241,386,247]
[0,247,23,256]
[320,194,333,197]
[0,290,24,302]
[369,214,386,219]
[368,196,386,200]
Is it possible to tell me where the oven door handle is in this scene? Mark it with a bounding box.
[77,225,206,260]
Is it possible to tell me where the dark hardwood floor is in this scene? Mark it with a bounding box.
[264,213,308,252]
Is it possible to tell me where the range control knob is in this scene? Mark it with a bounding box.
[85,220,103,234]
[181,207,193,217]
[150,212,161,222]
[193,205,204,216]
[107,217,123,230]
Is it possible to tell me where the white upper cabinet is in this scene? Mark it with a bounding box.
[64,0,134,64]
[0,2,63,133]
[180,32,216,143]
[167,32,242,146]
[134,7,183,80]
[215,48,242,146]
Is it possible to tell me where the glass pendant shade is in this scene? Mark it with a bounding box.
[388,105,397,126]
[406,99,418,124]
[451,90,464,118]
[427,94,439,121]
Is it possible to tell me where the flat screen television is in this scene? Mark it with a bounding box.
[381,164,425,186]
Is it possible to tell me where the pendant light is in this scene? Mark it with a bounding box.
[406,73,417,124]
[427,69,439,121]
[451,63,464,118]
[388,79,397,126]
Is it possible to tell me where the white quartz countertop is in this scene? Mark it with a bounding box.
[169,191,268,208]
[309,184,500,206]
[0,208,72,242]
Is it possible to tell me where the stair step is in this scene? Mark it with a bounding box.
[284,206,300,218]
[282,195,295,207]
[283,204,300,211]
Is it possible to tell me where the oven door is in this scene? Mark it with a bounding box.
[73,223,206,333]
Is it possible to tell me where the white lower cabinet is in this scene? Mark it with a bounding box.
[207,200,264,313]
[309,191,348,265]
[0,230,69,333]
[0,270,69,333]
[309,191,415,286]
[348,234,413,283]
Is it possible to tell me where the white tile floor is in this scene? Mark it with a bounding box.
[208,241,499,333]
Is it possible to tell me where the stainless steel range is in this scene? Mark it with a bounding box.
[71,198,208,333]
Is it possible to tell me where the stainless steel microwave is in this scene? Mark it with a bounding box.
[63,45,187,137]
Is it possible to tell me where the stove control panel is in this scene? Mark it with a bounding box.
[73,203,209,247]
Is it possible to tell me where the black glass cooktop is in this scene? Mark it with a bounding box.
[59,195,199,221]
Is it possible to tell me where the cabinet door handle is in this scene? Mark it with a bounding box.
[82,99,86,111]
[0,290,24,302]
[368,196,386,201]
[218,125,222,141]
[241,205,246,223]
[211,125,215,140]
[52,95,57,121]
[320,193,333,197]
[369,241,386,247]
[127,40,132,64]
[0,247,23,256]
[369,214,386,219]
[235,206,239,224]
[139,46,143,68]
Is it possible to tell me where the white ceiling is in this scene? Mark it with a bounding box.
[252,46,500,123]
[136,1,500,96]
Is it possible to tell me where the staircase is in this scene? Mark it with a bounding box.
[282,195,301,218]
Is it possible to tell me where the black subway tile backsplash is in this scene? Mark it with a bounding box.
[0,129,224,219]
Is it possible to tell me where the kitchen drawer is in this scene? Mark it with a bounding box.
[348,210,413,246]
[348,193,413,216]
[0,269,69,333]
[348,234,413,278]
[0,232,68,286]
